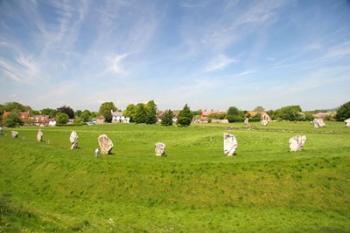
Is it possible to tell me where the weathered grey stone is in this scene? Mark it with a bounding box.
[11,131,18,138]
[313,118,325,128]
[70,131,79,150]
[345,118,350,128]
[244,118,249,126]
[224,133,238,156]
[155,143,166,156]
[289,135,307,152]
[94,148,100,157]
[261,119,269,126]
[36,129,44,142]
[98,134,113,155]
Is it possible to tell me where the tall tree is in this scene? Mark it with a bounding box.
[134,103,147,123]
[336,101,350,121]
[41,108,57,118]
[145,100,157,124]
[124,104,136,122]
[99,102,117,123]
[177,104,193,127]
[161,110,174,126]
[4,102,31,112]
[57,106,75,119]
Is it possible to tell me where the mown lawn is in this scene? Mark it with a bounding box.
[0,122,349,232]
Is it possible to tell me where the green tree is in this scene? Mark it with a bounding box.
[250,113,261,122]
[161,110,174,126]
[3,111,23,128]
[226,106,244,122]
[336,101,350,121]
[4,102,31,112]
[124,104,136,122]
[41,108,57,118]
[57,106,75,119]
[99,102,117,123]
[274,105,303,121]
[145,100,157,124]
[253,106,265,112]
[80,110,91,122]
[134,103,147,123]
[56,112,69,125]
[75,110,82,117]
[177,104,193,127]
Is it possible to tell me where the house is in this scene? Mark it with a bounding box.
[32,115,49,126]
[96,116,105,124]
[2,111,31,124]
[196,109,226,123]
[48,119,56,127]
[111,110,130,123]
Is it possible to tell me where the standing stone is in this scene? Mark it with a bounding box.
[98,134,113,155]
[36,129,44,142]
[345,118,350,128]
[11,131,18,138]
[261,119,269,126]
[94,148,100,157]
[0,127,3,136]
[224,133,238,156]
[155,143,166,156]
[69,131,79,150]
[313,118,325,128]
[289,135,307,152]
[244,118,249,126]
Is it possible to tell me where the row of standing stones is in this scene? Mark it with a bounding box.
[0,117,349,156]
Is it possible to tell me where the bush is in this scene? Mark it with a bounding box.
[3,111,23,128]
[250,113,261,122]
[161,110,174,126]
[226,106,244,122]
[80,110,91,122]
[336,101,350,121]
[274,105,303,121]
[56,112,69,125]
[177,104,193,127]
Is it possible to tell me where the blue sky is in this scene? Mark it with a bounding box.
[0,0,350,111]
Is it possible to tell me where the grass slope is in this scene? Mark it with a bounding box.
[0,122,349,232]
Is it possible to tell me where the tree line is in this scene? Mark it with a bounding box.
[1,100,350,128]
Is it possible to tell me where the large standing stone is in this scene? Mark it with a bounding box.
[36,129,44,142]
[11,131,18,138]
[261,119,269,126]
[224,133,238,156]
[155,143,166,156]
[98,134,113,155]
[313,118,325,128]
[70,131,79,150]
[345,118,350,128]
[289,135,307,152]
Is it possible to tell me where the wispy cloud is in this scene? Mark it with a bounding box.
[205,54,238,72]
[106,53,129,75]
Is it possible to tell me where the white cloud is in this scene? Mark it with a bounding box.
[205,54,238,72]
[106,53,129,75]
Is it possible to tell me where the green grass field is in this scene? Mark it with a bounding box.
[0,122,349,233]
